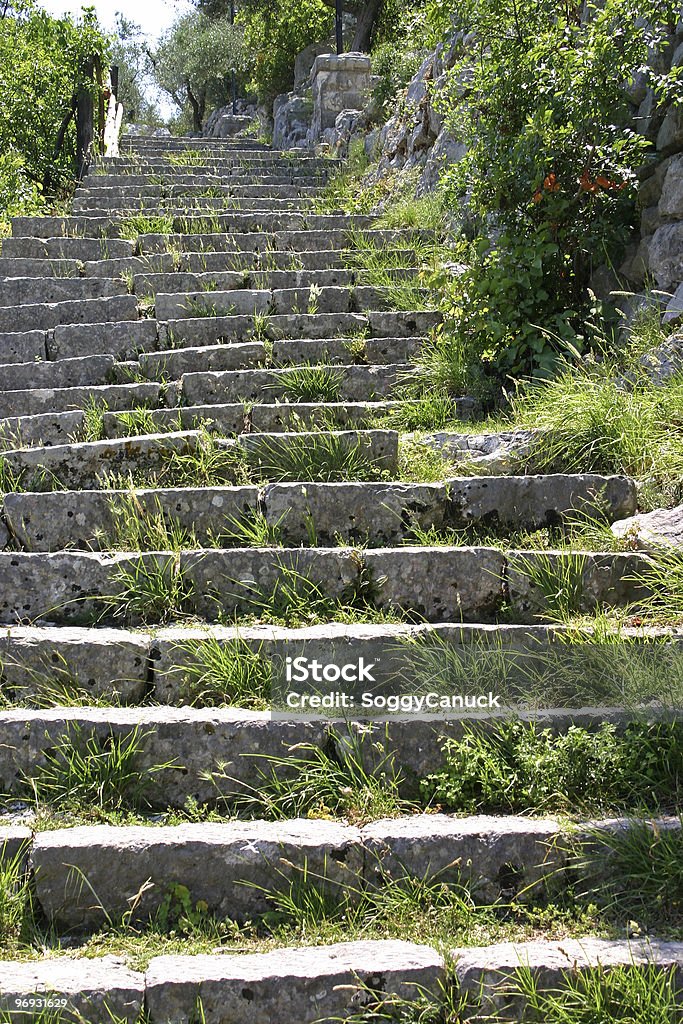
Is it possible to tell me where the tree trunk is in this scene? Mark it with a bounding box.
[186,84,203,131]
[351,0,381,51]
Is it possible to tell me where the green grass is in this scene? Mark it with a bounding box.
[98,493,199,552]
[244,433,381,483]
[511,550,589,621]
[268,364,345,403]
[395,626,683,712]
[203,728,412,824]
[509,366,683,490]
[183,296,235,318]
[119,214,174,239]
[422,720,683,816]
[111,408,183,438]
[18,724,173,815]
[172,635,272,710]
[630,548,683,625]
[374,193,445,233]
[168,150,209,167]
[100,553,194,624]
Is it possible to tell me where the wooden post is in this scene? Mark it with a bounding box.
[76,56,95,179]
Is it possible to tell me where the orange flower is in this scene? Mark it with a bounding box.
[543,172,560,192]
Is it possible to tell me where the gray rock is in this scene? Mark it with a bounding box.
[0,957,144,1024]
[612,504,683,550]
[363,815,564,902]
[657,103,683,155]
[646,222,683,290]
[0,626,149,703]
[146,941,445,1024]
[424,430,542,474]
[32,820,363,929]
[0,826,32,863]
[453,938,683,1020]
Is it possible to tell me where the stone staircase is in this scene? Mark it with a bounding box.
[0,135,680,1022]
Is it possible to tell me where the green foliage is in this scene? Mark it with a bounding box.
[370,42,425,120]
[438,0,674,376]
[153,11,245,130]
[511,964,683,1023]
[0,0,110,223]
[175,636,272,710]
[237,2,333,105]
[422,720,683,815]
[510,365,683,484]
[19,725,171,813]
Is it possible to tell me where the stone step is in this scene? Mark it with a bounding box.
[82,172,329,188]
[140,228,427,255]
[453,938,683,1020]
[0,409,86,449]
[145,942,444,1024]
[180,362,404,404]
[0,275,127,305]
[10,212,375,240]
[180,247,419,274]
[1,427,396,493]
[2,475,636,553]
[0,957,144,1023]
[155,285,429,321]
[1,430,202,491]
[2,618,677,709]
[0,546,651,626]
[78,183,323,198]
[0,236,135,260]
[29,814,574,930]
[0,380,162,419]
[0,254,172,280]
[0,294,138,332]
[0,329,46,365]
[163,310,438,350]
[48,319,159,361]
[0,353,115,392]
[74,196,318,213]
[137,340,266,379]
[23,812,674,936]
[133,268,419,296]
[106,154,339,169]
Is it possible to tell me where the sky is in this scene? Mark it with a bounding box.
[39,0,192,38]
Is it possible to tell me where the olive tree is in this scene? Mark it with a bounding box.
[153,11,244,131]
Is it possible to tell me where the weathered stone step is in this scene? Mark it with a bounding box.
[0,353,115,392]
[48,319,159,361]
[145,942,443,1024]
[0,380,161,419]
[0,329,46,364]
[163,310,438,351]
[78,182,323,198]
[0,399,399,450]
[180,362,404,404]
[74,196,318,213]
[0,294,138,332]
[2,620,677,708]
[134,341,265,379]
[1,428,396,493]
[106,154,339,169]
[0,957,144,1023]
[453,938,683,1020]
[141,228,428,255]
[1,430,201,491]
[0,275,127,305]
[155,285,430,321]
[10,212,376,241]
[133,267,419,296]
[0,254,172,280]
[181,247,419,274]
[29,814,569,931]
[82,172,327,188]
[0,546,650,626]
[0,235,134,260]
[3,474,635,552]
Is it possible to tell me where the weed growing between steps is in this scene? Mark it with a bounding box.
[396,627,683,712]
[203,729,411,825]
[422,721,683,816]
[16,724,174,817]
[172,635,272,710]
[269,364,345,403]
[346,965,683,1024]
[119,214,174,240]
